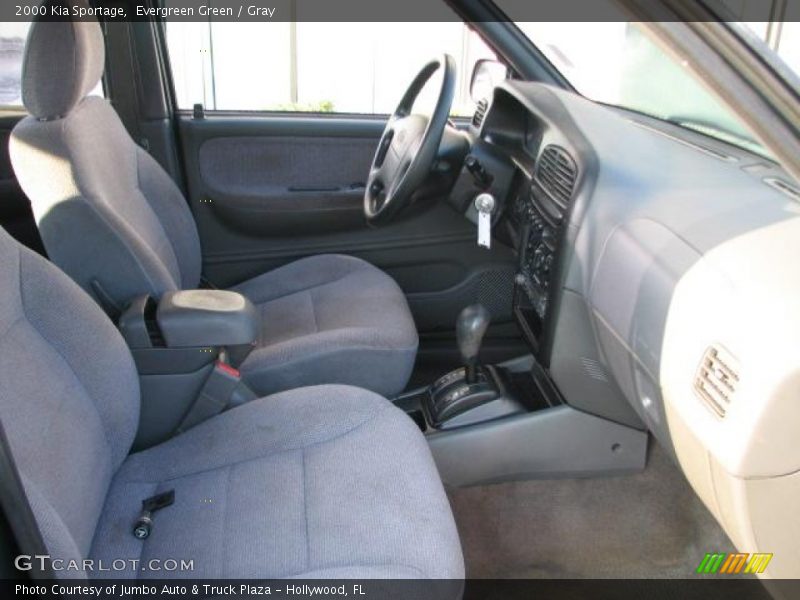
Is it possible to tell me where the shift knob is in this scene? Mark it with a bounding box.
[456,304,491,367]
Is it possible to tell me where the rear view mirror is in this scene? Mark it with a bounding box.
[470,59,508,103]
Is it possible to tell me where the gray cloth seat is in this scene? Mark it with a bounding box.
[0,226,464,580]
[231,254,417,397]
[9,17,417,398]
[93,386,462,578]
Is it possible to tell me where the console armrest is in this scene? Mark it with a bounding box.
[156,290,259,348]
[117,292,259,451]
[118,291,259,352]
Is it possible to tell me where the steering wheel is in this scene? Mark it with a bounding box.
[364,54,456,226]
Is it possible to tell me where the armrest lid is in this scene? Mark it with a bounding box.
[157,290,259,348]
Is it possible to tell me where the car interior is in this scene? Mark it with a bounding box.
[0,0,799,589]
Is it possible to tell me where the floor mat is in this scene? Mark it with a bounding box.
[448,441,736,578]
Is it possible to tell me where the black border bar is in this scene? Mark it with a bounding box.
[4,0,800,23]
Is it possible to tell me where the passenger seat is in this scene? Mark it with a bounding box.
[0,226,464,581]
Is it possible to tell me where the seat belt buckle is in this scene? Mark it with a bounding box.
[209,360,258,408]
[133,489,175,540]
[215,360,240,379]
[176,360,251,433]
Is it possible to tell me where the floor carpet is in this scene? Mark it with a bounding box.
[448,440,736,579]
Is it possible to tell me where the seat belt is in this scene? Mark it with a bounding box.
[0,419,54,580]
[176,359,256,434]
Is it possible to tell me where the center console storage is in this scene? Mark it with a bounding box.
[118,290,260,450]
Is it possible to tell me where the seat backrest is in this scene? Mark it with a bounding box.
[0,225,140,573]
[9,16,202,314]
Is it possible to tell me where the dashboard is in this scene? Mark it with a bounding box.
[462,81,800,578]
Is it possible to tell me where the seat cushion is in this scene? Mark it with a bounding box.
[90,385,463,579]
[230,255,418,398]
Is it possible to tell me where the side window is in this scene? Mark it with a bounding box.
[0,22,105,110]
[763,21,800,76]
[165,21,496,116]
[0,23,32,108]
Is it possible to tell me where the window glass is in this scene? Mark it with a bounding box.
[514,21,770,156]
[0,22,104,109]
[0,22,32,107]
[774,22,800,76]
[165,21,496,116]
[741,21,800,78]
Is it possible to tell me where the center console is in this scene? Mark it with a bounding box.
[512,145,578,360]
[392,135,649,485]
[392,296,649,488]
[394,303,556,434]
[118,290,260,450]
[394,300,647,487]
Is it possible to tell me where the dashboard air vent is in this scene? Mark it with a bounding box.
[764,177,800,202]
[536,145,578,206]
[694,345,740,418]
[472,99,488,128]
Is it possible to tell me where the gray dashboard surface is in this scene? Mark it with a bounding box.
[492,81,799,446]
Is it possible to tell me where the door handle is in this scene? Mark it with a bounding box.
[287,186,340,192]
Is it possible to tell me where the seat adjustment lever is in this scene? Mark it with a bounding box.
[133,489,175,540]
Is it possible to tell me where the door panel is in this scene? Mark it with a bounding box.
[179,114,381,242]
[198,134,373,236]
[177,113,524,356]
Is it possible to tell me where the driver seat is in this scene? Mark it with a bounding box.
[9,17,418,398]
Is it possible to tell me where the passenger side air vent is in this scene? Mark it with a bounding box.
[472,99,488,128]
[694,345,740,418]
[764,177,800,202]
[536,145,578,207]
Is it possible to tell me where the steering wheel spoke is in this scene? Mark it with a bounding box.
[374,129,394,169]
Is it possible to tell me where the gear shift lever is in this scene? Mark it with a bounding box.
[456,304,491,384]
[425,303,507,427]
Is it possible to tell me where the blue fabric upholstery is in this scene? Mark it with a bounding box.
[92,386,463,579]
[0,227,464,581]
[233,255,418,397]
[10,17,418,398]
[0,229,140,574]
[22,15,105,120]
[11,97,203,305]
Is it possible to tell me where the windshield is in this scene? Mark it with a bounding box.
[508,20,775,157]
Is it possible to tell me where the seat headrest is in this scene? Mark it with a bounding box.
[22,16,105,120]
